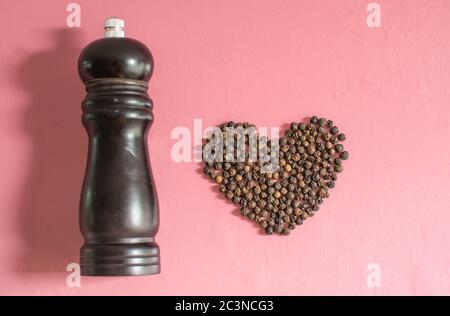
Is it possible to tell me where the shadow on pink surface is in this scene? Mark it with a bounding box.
[17,29,85,272]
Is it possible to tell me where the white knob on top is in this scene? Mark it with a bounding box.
[104,17,125,38]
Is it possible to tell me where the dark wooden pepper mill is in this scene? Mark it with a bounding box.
[78,18,160,276]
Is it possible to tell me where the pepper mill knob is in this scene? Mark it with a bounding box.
[78,18,160,276]
[104,17,125,38]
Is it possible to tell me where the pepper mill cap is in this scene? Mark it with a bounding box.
[78,18,153,83]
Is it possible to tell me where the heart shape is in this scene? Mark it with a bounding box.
[202,116,349,236]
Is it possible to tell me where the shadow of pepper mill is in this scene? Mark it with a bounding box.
[78,18,160,276]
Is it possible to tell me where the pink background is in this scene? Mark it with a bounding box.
[0,0,449,295]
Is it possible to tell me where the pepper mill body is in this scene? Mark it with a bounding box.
[78,19,160,276]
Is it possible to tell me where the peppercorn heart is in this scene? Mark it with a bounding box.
[202,117,349,236]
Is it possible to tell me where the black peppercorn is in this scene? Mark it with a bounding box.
[340,151,349,160]
[330,126,339,135]
[335,144,344,153]
[265,226,273,235]
[337,133,346,141]
[275,225,283,234]
[240,207,250,216]
[281,228,290,236]
[275,217,284,225]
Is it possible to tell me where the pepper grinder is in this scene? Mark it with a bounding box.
[78,18,160,276]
